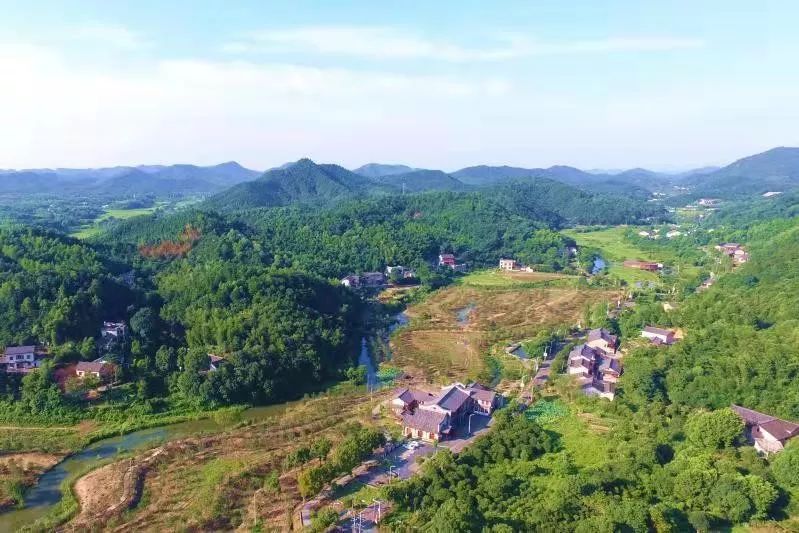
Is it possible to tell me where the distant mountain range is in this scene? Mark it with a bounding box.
[352,163,417,178]
[3,147,799,203]
[677,147,799,198]
[0,162,259,197]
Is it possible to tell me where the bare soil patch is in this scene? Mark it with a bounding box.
[396,286,617,384]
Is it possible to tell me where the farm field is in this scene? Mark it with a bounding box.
[70,206,159,239]
[27,385,390,532]
[391,277,618,384]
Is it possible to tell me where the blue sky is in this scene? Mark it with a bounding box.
[0,0,797,171]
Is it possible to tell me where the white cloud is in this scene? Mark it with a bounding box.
[0,41,510,168]
[71,24,150,50]
[223,26,703,61]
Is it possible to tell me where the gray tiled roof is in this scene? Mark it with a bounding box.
[435,386,471,412]
[402,409,448,433]
[3,345,36,355]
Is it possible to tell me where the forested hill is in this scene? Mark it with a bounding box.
[678,146,799,199]
[104,183,665,276]
[352,163,416,178]
[204,157,664,217]
[452,164,656,198]
[620,215,799,418]
[204,158,394,211]
[372,169,467,193]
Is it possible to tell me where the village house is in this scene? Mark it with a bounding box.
[715,243,750,264]
[390,387,436,415]
[0,345,48,373]
[622,260,662,272]
[666,230,682,238]
[697,274,716,292]
[340,272,386,288]
[641,326,677,345]
[340,275,360,288]
[732,404,799,454]
[360,272,386,287]
[385,265,416,280]
[498,258,519,271]
[698,198,721,207]
[586,328,618,353]
[101,321,127,339]
[438,253,456,268]
[568,328,622,400]
[75,361,116,383]
[208,354,226,372]
[394,382,501,442]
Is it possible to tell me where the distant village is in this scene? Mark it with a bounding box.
[340,253,468,289]
[1,321,125,378]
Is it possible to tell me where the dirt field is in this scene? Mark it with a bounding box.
[392,285,618,384]
[0,452,64,510]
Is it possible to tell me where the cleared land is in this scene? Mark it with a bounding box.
[70,207,158,239]
[391,276,617,384]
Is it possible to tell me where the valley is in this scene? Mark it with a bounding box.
[1,147,799,531]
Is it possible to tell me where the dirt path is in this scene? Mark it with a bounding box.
[0,452,63,469]
[0,426,74,431]
[66,447,165,531]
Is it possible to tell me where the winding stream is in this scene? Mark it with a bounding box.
[0,403,297,531]
[0,311,414,531]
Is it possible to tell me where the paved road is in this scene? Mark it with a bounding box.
[441,414,493,453]
[360,443,435,486]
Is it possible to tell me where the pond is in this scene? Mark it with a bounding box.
[510,345,530,360]
[455,303,477,326]
[0,402,297,532]
[591,257,607,275]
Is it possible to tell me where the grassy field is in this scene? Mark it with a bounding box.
[458,269,575,288]
[70,207,158,239]
[391,274,617,384]
[563,226,663,284]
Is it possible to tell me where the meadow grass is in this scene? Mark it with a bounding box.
[70,206,158,239]
[563,227,665,284]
